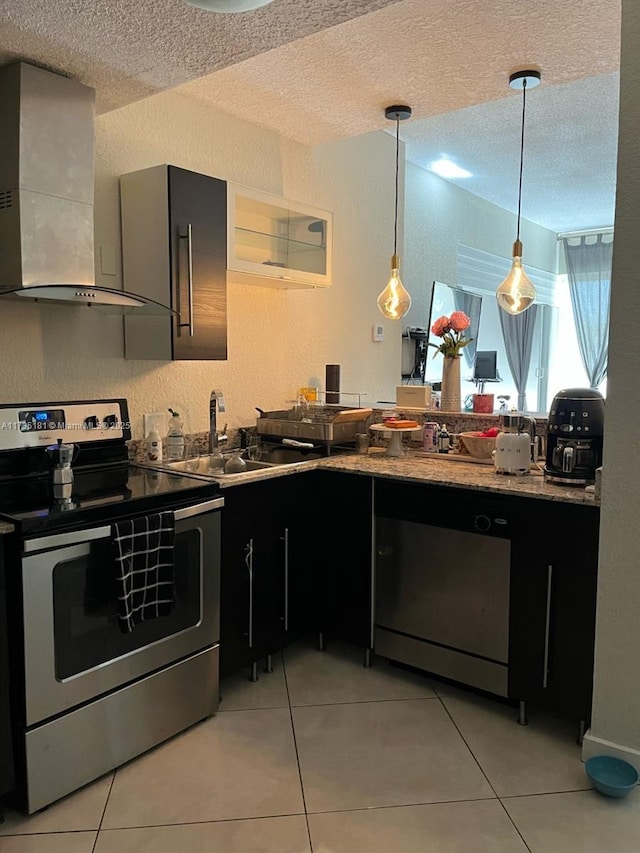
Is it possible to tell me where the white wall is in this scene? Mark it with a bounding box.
[403,162,559,333]
[401,163,560,410]
[584,0,640,767]
[0,92,399,437]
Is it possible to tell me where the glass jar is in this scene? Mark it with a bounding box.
[224,452,247,474]
[355,433,370,455]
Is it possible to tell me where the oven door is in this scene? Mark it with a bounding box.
[21,497,223,726]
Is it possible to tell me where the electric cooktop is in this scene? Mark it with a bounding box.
[0,463,221,536]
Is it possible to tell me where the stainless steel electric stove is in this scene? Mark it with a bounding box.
[0,399,223,814]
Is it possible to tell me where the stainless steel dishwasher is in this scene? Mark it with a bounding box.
[375,482,511,697]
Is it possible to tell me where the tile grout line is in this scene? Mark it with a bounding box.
[78,811,313,835]
[218,694,441,712]
[435,694,533,853]
[304,794,503,817]
[91,771,116,853]
[281,650,315,853]
[501,787,593,800]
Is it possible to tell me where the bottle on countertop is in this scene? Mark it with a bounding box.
[422,421,439,453]
[145,426,163,463]
[166,408,185,460]
[438,423,451,454]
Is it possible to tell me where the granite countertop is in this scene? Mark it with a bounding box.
[210,448,597,506]
[318,449,597,505]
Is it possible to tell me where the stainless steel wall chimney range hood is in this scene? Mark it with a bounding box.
[0,62,173,314]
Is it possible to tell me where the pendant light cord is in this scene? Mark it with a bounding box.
[394,114,400,257]
[516,79,528,244]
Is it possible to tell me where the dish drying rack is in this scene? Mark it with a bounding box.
[256,393,372,451]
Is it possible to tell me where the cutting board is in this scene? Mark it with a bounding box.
[331,408,373,424]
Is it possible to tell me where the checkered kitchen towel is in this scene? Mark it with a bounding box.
[112,512,176,633]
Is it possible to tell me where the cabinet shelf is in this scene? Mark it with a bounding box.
[228,184,333,289]
[235,226,327,254]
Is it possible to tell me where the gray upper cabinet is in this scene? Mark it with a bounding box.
[120,165,227,361]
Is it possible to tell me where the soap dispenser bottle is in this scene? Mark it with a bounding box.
[166,408,185,460]
[438,423,451,454]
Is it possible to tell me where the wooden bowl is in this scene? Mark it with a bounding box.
[459,432,496,459]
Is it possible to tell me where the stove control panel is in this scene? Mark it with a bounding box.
[0,400,130,450]
[19,409,66,433]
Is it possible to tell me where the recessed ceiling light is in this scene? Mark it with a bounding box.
[429,158,472,179]
[185,0,274,11]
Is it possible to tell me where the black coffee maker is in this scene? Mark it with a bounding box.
[544,388,605,485]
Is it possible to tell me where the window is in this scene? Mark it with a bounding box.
[545,274,603,407]
[455,245,603,413]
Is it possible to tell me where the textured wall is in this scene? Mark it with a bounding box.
[0,90,399,438]
[586,0,640,763]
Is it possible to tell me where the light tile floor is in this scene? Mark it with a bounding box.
[2,638,639,852]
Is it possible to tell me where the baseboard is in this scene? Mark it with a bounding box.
[582,731,640,770]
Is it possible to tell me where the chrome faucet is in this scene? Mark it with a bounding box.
[209,390,227,453]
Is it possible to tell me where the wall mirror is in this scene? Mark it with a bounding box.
[402,281,483,388]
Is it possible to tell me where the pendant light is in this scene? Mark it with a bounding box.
[496,69,541,315]
[377,104,412,320]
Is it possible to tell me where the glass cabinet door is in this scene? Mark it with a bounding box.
[227,185,332,289]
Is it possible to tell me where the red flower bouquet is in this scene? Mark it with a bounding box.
[429,311,473,358]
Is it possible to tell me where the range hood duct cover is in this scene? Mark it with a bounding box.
[0,62,173,314]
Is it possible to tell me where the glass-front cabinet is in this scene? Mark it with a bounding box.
[227,184,333,289]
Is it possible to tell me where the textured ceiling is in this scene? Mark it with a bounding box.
[0,0,621,232]
[173,0,621,232]
[175,0,620,145]
[0,0,405,112]
[402,73,620,233]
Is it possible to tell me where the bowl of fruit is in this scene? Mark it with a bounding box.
[459,427,499,459]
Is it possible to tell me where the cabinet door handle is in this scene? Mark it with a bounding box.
[244,539,254,648]
[177,224,195,337]
[280,528,289,630]
[542,563,553,688]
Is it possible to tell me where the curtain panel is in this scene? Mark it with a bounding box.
[452,288,482,370]
[562,234,612,389]
[499,305,540,411]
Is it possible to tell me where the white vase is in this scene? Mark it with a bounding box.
[441,356,462,412]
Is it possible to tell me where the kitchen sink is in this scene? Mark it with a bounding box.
[257,447,325,464]
[162,456,277,476]
[149,446,330,479]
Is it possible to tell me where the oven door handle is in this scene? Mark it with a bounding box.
[174,497,224,521]
[23,497,225,553]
